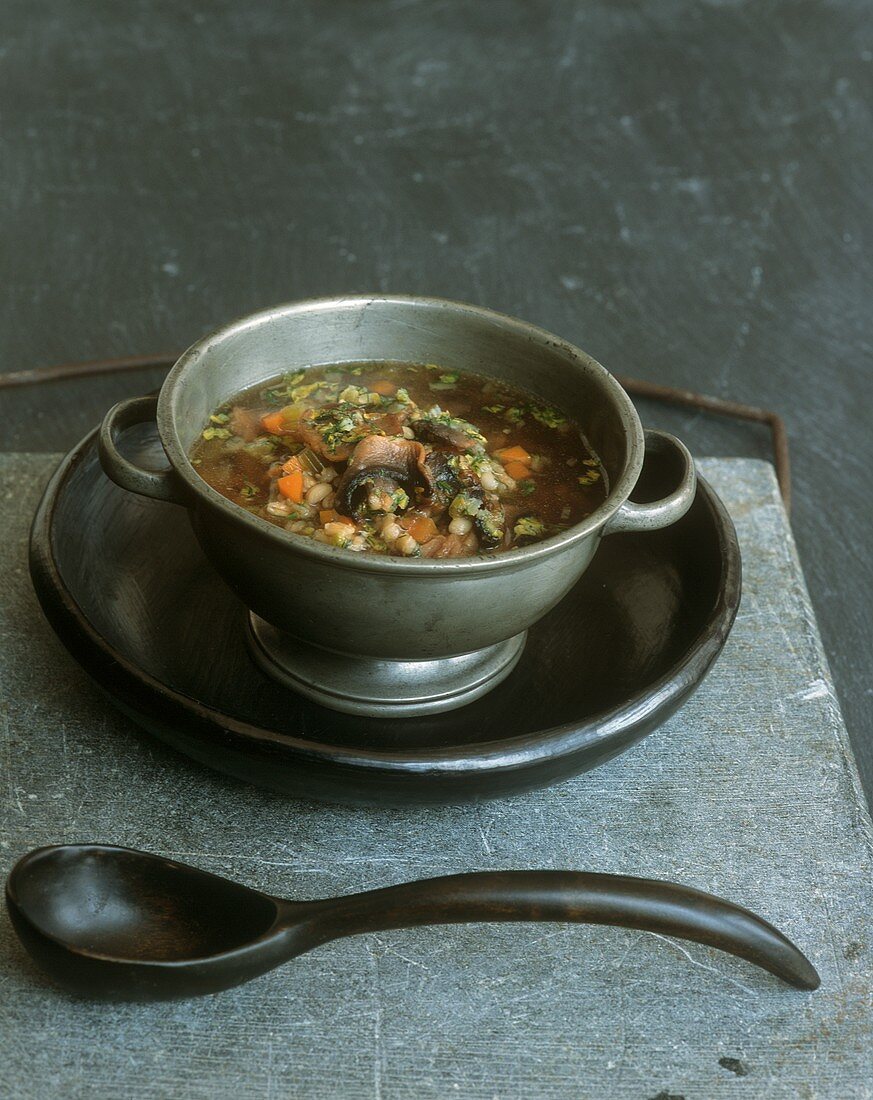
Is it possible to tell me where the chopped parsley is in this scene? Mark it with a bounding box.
[292,380,330,403]
[389,487,410,512]
[449,491,482,518]
[260,370,306,403]
[518,479,537,496]
[310,402,368,453]
[476,507,505,547]
[513,515,546,541]
[419,410,487,447]
[201,426,231,441]
[530,404,567,429]
[429,370,460,390]
[459,453,489,478]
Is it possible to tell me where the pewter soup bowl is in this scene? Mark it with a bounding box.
[99,296,696,717]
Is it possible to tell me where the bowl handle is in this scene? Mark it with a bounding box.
[98,395,186,505]
[604,430,696,535]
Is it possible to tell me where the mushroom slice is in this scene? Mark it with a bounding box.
[337,436,433,519]
[474,496,506,551]
[424,450,464,506]
[411,414,486,452]
[370,412,406,437]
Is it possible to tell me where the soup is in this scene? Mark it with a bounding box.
[188,362,607,557]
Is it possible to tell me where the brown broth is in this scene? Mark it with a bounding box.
[189,362,607,557]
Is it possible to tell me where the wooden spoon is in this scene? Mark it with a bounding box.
[5,845,819,1000]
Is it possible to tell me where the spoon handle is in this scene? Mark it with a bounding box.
[309,870,818,990]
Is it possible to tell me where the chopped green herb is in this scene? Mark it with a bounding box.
[503,407,525,425]
[449,491,482,518]
[518,479,537,496]
[433,474,457,498]
[260,369,307,403]
[240,482,259,500]
[427,370,460,390]
[513,515,546,541]
[310,402,368,453]
[292,381,327,403]
[420,410,487,447]
[530,405,567,429]
[201,426,231,441]
[459,452,489,478]
[476,505,505,548]
[389,487,410,512]
[209,412,230,425]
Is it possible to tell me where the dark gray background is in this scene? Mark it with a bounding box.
[2,1,871,801]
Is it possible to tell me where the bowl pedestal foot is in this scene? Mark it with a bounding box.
[245,614,527,718]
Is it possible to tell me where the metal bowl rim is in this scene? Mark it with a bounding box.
[154,294,645,575]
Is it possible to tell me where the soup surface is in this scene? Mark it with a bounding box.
[189,362,607,558]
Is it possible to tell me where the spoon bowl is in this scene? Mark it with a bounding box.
[12,845,280,960]
[6,845,820,1001]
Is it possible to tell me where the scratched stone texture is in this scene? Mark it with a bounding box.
[0,455,871,1100]
[1,0,872,808]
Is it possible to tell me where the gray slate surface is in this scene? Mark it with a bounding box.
[1,454,872,1099]
[2,0,872,811]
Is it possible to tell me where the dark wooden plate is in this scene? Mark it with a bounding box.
[29,426,741,805]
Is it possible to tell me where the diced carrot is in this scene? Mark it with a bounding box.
[504,461,531,480]
[496,445,532,464]
[319,508,340,525]
[403,515,439,543]
[261,411,286,435]
[371,380,397,396]
[282,455,302,474]
[277,470,304,502]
